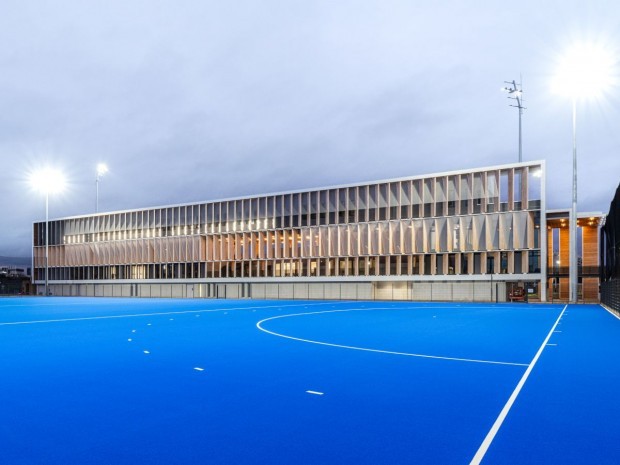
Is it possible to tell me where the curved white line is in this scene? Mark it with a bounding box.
[256,309,529,367]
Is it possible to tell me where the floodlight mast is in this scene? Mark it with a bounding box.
[570,96,578,304]
[554,42,615,303]
[45,189,49,296]
[31,168,65,296]
[96,163,108,213]
[502,79,526,162]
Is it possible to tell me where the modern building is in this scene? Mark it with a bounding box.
[33,161,556,301]
[546,210,605,302]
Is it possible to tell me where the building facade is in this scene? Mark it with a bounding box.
[33,161,548,301]
[546,210,604,302]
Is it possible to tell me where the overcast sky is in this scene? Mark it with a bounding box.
[1,0,619,257]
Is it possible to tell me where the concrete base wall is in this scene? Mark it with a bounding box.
[39,280,512,302]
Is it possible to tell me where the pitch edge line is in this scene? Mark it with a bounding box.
[0,302,336,326]
[256,309,529,367]
[469,304,568,465]
[600,304,620,321]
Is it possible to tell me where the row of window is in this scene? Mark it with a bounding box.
[35,250,541,281]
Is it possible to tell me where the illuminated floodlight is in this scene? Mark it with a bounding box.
[553,40,616,304]
[30,167,66,195]
[553,42,616,99]
[97,163,109,177]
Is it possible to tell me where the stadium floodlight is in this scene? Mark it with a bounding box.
[553,41,616,303]
[96,163,108,213]
[553,43,615,99]
[30,168,66,297]
[501,78,526,162]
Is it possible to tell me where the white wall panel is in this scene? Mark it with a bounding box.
[324,283,340,300]
[265,283,279,299]
[150,285,161,298]
[431,283,452,301]
[308,283,324,299]
[374,282,393,300]
[473,282,491,301]
[412,282,432,301]
[340,283,357,300]
[392,282,408,300]
[139,284,151,298]
[293,283,309,299]
[356,283,373,300]
[452,282,474,301]
[251,283,266,299]
[278,284,294,299]
[225,284,239,299]
[171,284,183,298]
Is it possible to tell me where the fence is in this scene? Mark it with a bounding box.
[0,278,28,295]
[601,183,620,313]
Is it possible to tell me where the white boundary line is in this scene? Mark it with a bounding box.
[0,302,336,327]
[256,309,529,367]
[469,304,567,464]
[0,301,565,327]
[600,304,620,321]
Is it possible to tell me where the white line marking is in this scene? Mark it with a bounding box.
[143,350,150,354]
[194,367,204,371]
[0,302,337,327]
[257,309,528,367]
[147,323,152,326]
[131,330,136,333]
[127,338,132,342]
[306,390,324,395]
[600,304,620,321]
[546,344,557,346]
[469,304,567,465]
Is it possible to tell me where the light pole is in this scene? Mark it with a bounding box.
[31,168,66,296]
[502,78,525,162]
[570,96,578,303]
[554,42,615,303]
[96,163,108,213]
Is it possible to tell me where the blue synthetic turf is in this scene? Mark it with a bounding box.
[0,298,618,464]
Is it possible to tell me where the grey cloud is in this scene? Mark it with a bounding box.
[1,0,620,256]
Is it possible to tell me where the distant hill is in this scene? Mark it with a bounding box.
[0,256,31,267]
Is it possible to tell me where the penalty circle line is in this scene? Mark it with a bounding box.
[256,308,529,367]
